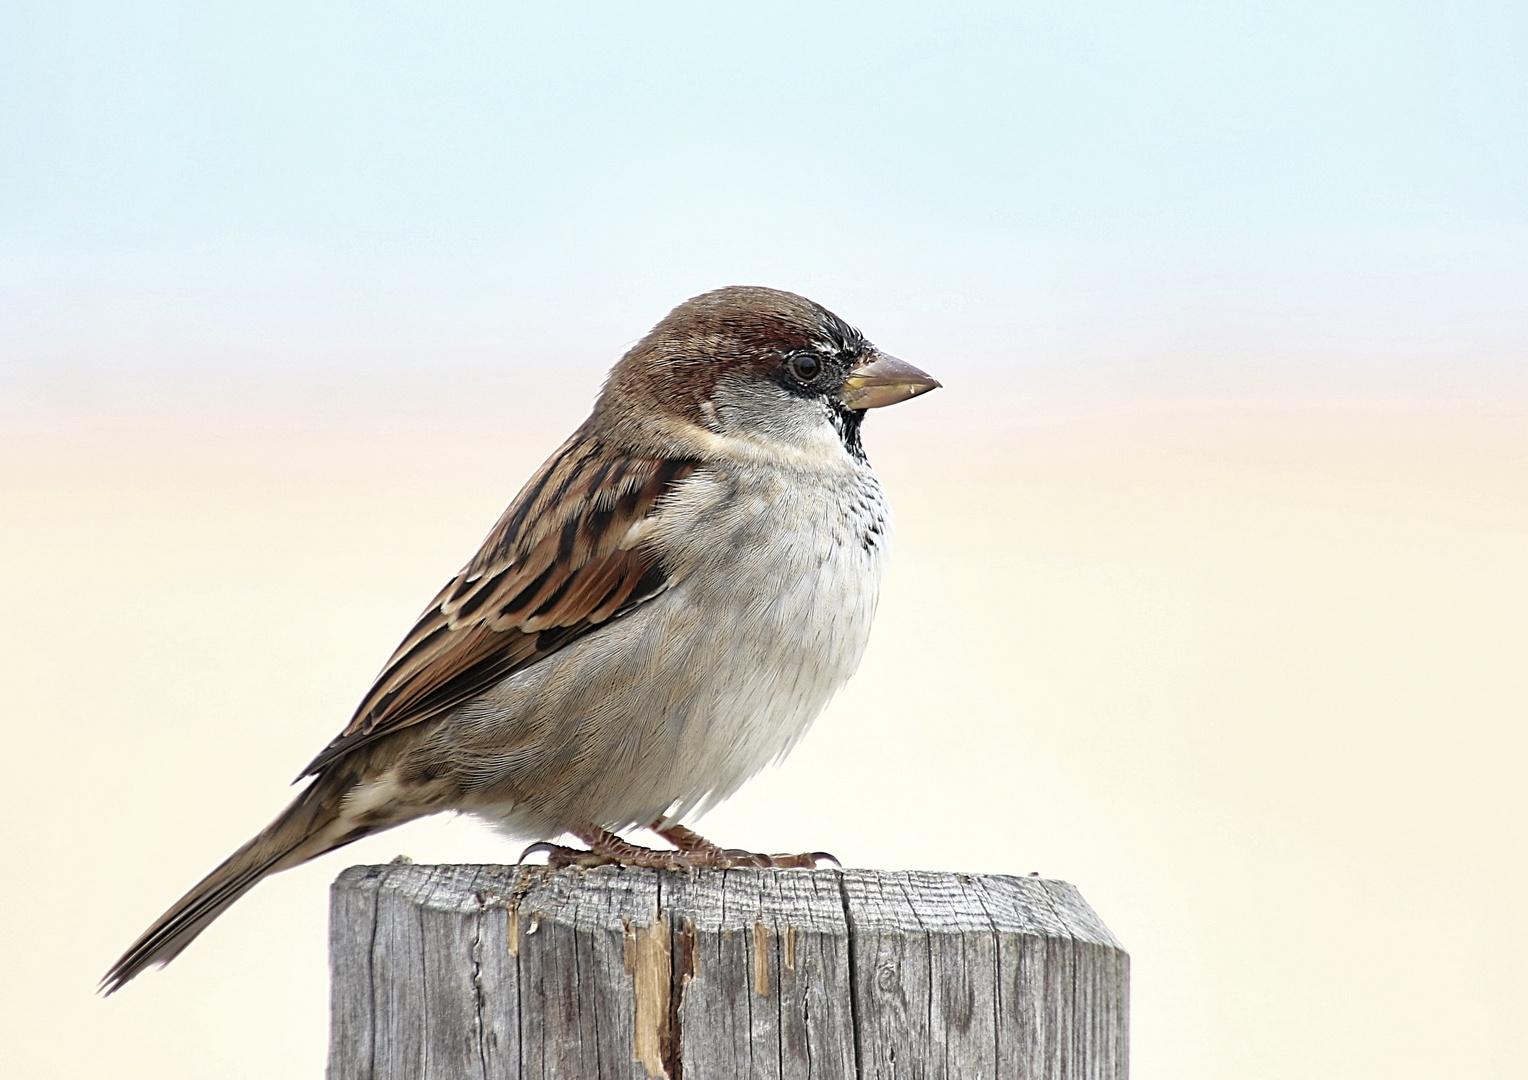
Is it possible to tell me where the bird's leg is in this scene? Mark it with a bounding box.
[652,822,840,870]
[654,823,730,861]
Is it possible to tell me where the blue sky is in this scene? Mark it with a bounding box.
[3,1,1525,390]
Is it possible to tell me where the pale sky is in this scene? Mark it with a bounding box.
[3,0,1525,396]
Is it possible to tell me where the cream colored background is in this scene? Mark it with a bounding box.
[2,373,1524,1079]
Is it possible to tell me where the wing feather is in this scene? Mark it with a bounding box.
[299,439,697,778]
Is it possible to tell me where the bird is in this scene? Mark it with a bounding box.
[103,285,939,993]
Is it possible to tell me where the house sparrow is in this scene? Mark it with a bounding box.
[104,285,938,992]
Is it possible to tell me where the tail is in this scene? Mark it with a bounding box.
[102,772,385,994]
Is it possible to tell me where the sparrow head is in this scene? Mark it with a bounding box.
[595,286,939,458]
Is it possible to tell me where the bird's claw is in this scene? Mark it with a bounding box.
[652,823,839,869]
[717,848,840,869]
[518,841,615,868]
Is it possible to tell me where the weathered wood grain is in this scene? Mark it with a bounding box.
[328,865,1128,1080]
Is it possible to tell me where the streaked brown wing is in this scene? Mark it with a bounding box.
[300,438,698,778]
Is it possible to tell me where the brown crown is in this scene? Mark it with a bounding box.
[594,286,863,430]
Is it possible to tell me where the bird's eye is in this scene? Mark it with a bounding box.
[787,354,821,383]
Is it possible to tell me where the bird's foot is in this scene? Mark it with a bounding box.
[517,841,617,869]
[582,828,698,870]
[654,823,840,869]
[654,823,729,861]
[521,827,841,871]
[519,828,696,870]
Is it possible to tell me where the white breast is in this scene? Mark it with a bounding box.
[447,449,890,839]
[644,454,890,821]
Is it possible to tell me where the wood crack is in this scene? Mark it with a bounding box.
[835,870,866,1080]
[468,894,489,1080]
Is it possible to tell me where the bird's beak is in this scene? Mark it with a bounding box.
[838,353,942,410]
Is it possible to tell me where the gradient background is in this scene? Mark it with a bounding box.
[3,3,1526,1078]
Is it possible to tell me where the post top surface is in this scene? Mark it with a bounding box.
[332,863,1124,950]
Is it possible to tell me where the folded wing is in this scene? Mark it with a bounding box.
[301,439,697,778]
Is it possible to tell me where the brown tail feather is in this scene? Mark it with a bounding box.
[102,774,378,994]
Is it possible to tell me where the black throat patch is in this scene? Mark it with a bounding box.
[828,398,868,461]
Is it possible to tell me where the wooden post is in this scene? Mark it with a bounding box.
[328,864,1128,1079]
